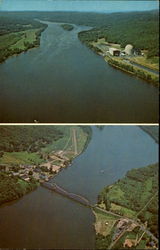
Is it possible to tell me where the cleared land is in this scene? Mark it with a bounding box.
[95,163,158,249]
[0,16,47,63]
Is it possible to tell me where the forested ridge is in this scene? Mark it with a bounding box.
[0,172,38,205]
[0,15,46,35]
[0,126,64,153]
[0,125,92,155]
[78,10,159,58]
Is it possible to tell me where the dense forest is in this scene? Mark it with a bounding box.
[0,126,64,153]
[0,172,38,205]
[98,163,158,237]
[0,125,92,154]
[78,10,159,58]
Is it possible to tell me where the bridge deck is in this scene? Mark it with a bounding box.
[42,182,92,207]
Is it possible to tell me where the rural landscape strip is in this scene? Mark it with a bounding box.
[0,126,91,206]
[93,126,158,249]
[0,10,159,86]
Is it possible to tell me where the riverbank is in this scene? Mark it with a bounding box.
[78,31,159,87]
[0,172,39,206]
[94,163,158,249]
[0,126,91,206]
[139,126,159,143]
[106,57,159,88]
[0,19,47,63]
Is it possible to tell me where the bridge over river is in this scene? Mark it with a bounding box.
[42,182,93,208]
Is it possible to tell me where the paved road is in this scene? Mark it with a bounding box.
[94,206,158,245]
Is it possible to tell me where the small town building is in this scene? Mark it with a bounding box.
[51,165,61,173]
[123,239,133,248]
[109,48,120,56]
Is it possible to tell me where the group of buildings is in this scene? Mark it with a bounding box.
[112,218,157,249]
[109,44,141,57]
[0,151,71,183]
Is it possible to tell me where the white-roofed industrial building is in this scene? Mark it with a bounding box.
[109,47,120,56]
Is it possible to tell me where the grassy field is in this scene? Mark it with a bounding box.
[10,29,40,50]
[110,203,137,218]
[130,56,159,71]
[93,208,118,236]
[0,28,40,51]
[0,126,89,166]
[0,28,43,63]
[0,151,43,165]
[0,32,22,49]
[41,126,88,156]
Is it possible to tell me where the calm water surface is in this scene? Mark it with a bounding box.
[0,21,158,122]
[0,126,158,248]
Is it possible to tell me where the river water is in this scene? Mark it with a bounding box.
[0,126,158,248]
[0,21,158,123]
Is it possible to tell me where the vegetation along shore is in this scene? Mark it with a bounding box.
[0,15,47,63]
[0,126,91,206]
[93,126,158,249]
[78,10,159,86]
[0,10,159,86]
[94,162,158,249]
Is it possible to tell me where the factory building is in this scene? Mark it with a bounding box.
[109,48,120,56]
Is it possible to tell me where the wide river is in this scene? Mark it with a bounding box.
[0,126,158,248]
[0,21,158,122]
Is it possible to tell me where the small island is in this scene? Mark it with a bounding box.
[60,24,74,31]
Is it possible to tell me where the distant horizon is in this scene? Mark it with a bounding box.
[0,9,158,14]
[0,0,159,13]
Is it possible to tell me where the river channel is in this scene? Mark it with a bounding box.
[0,126,158,248]
[0,21,158,123]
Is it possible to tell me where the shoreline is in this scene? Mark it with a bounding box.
[139,126,159,144]
[0,26,47,64]
[101,51,158,87]
[78,34,159,87]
